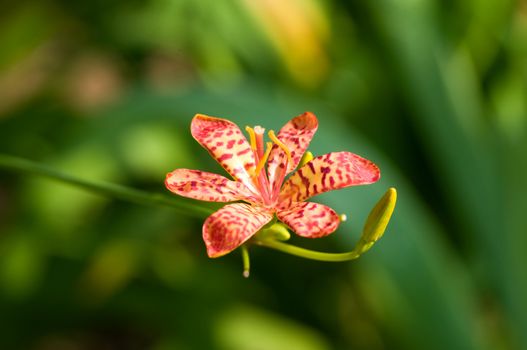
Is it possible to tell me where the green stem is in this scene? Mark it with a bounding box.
[253,239,361,262]
[253,188,397,262]
[0,154,212,218]
[241,245,251,278]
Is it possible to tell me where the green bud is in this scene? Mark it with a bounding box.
[355,188,397,254]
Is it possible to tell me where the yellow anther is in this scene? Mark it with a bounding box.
[254,142,273,177]
[268,130,292,166]
[245,126,257,150]
[339,214,347,222]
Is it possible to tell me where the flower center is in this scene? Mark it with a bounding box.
[245,126,292,206]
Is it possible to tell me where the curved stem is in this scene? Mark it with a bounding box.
[0,154,212,218]
[253,188,397,262]
[253,239,361,262]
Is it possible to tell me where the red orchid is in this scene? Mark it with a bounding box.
[165,112,380,258]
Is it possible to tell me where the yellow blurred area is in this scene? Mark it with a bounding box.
[242,0,330,87]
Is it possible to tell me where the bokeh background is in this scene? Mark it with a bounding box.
[1,0,527,349]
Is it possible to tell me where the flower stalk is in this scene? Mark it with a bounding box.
[253,188,396,262]
[0,153,212,218]
[241,245,251,278]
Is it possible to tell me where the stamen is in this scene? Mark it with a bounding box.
[245,126,257,150]
[254,142,273,176]
[268,130,292,166]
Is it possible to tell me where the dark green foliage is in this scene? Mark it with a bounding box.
[0,0,525,349]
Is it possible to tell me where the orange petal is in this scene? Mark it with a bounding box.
[277,202,339,238]
[203,203,273,258]
[279,152,380,206]
[267,112,318,194]
[165,169,261,203]
[191,114,259,194]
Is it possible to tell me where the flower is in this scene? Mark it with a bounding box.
[165,112,380,258]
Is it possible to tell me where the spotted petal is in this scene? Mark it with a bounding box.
[277,202,340,238]
[165,169,261,203]
[203,203,273,257]
[278,152,380,206]
[267,112,318,194]
[191,114,258,193]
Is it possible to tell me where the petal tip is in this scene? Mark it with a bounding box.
[164,170,177,190]
[191,114,212,131]
[294,111,319,130]
[358,156,381,184]
[192,113,231,124]
[206,247,227,258]
[370,164,381,183]
[192,113,213,120]
[191,114,232,137]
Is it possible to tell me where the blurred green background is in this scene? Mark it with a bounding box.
[1,0,526,349]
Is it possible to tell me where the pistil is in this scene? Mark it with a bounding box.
[245,126,272,205]
[253,126,266,159]
[254,142,273,177]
